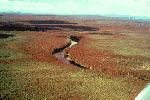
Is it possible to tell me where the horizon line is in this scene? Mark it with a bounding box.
[1,12,150,21]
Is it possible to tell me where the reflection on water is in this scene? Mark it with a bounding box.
[69,41,78,47]
[53,38,77,64]
[53,36,87,69]
[53,36,80,64]
[53,52,70,64]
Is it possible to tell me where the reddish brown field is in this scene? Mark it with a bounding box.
[0,14,150,99]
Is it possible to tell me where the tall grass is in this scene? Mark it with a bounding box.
[1,61,147,99]
[1,28,149,99]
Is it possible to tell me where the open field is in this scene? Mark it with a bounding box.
[0,14,150,99]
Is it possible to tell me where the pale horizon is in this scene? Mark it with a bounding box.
[0,0,150,18]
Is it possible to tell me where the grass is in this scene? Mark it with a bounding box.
[0,31,28,61]
[1,18,150,99]
[86,32,150,70]
[0,30,147,100]
[0,47,27,61]
[87,33,150,58]
[78,31,150,81]
[1,61,148,100]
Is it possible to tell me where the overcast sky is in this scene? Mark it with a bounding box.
[0,0,150,17]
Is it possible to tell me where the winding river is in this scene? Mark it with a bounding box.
[53,36,87,68]
[53,36,150,99]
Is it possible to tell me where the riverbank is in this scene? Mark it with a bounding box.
[1,14,150,99]
[53,36,88,68]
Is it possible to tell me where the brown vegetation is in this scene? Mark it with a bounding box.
[1,14,150,99]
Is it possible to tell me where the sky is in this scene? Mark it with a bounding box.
[0,0,150,17]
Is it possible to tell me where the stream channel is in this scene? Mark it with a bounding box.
[52,36,87,69]
[52,36,150,99]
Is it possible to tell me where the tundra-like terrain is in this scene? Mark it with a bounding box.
[0,14,150,99]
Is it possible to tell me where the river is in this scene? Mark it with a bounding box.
[53,36,150,100]
[53,36,86,68]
